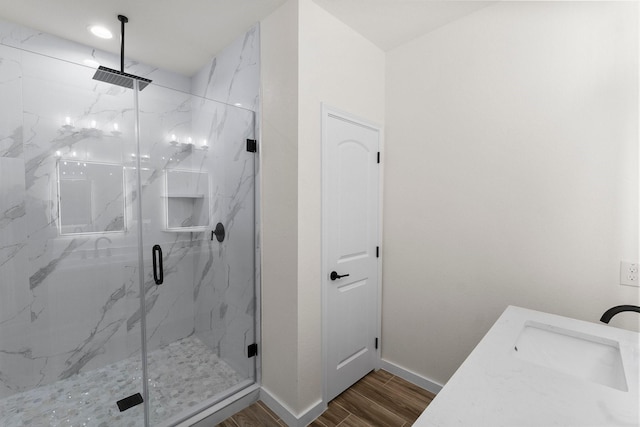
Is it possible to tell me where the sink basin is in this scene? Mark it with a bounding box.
[513,321,628,391]
[414,306,639,427]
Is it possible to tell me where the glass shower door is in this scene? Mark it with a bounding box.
[135,84,257,425]
[1,40,257,427]
[0,48,145,426]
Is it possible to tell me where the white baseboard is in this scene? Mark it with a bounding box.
[380,359,443,395]
[260,388,325,427]
[181,362,439,427]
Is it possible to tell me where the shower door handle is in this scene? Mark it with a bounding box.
[152,244,163,285]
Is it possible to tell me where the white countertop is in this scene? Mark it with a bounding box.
[414,306,640,426]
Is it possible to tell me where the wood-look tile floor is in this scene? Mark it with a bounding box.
[216,370,436,427]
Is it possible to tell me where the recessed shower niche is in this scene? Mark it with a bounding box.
[57,160,126,234]
[163,169,210,231]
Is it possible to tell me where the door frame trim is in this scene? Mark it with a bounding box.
[320,103,383,405]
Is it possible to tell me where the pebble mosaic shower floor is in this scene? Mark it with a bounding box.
[0,335,244,427]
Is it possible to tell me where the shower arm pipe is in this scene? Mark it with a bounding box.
[118,14,128,73]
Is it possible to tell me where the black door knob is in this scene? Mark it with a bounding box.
[330,271,350,281]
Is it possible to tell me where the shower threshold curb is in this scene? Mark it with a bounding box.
[173,382,260,427]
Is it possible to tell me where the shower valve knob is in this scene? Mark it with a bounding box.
[212,222,225,242]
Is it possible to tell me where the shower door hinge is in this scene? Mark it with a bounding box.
[376,246,379,258]
[116,392,144,412]
[246,139,257,153]
[377,152,380,163]
[247,343,258,358]
[375,338,379,350]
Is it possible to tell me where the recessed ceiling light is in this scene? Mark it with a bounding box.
[88,25,113,39]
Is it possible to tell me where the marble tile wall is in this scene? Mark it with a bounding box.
[191,23,260,111]
[191,102,256,379]
[0,20,191,92]
[0,18,260,401]
[0,46,145,398]
[190,23,260,380]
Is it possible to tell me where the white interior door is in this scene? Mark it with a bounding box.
[323,106,380,402]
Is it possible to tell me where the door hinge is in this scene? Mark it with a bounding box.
[377,151,380,163]
[246,139,257,153]
[376,246,379,258]
[375,338,379,350]
[116,393,144,412]
[247,343,258,358]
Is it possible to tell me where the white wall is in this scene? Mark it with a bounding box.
[260,0,300,411]
[383,1,639,386]
[297,0,386,412]
[260,0,385,417]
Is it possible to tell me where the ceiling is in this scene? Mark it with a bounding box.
[0,0,494,76]
[313,0,493,52]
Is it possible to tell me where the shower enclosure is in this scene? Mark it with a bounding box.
[0,39,257,426]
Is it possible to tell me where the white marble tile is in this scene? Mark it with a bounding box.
[0,335,243,427]
[0,45,22,159]
[0,44,147,399]
[0,15,260,419]
[191,24,260,111]
[0,19,190,93]
[0,188,26,283]
[190,101,256,379]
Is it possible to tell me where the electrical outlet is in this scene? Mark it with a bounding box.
[620,262,639,287]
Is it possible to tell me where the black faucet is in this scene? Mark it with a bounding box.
[600,305,640,324]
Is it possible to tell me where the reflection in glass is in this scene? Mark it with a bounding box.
[57,160,126,234]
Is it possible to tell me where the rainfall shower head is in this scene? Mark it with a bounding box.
[92,15,152,91]
[93,66,151,90]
